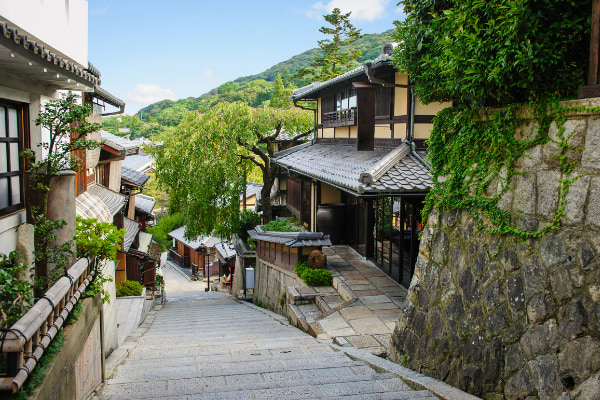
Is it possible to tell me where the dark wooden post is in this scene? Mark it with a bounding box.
[579,0,600,98]
[353,82,377,151]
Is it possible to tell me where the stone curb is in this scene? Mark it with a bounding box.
[329,344,481,400]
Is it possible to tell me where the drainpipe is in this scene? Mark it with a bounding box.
[409,90,431,169]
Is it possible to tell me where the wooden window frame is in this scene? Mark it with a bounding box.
[0,100,28,217]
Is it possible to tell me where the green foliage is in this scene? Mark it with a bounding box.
[152,103,312,238]
[27,93,102,291]
[295,8,364,82]
[393,0,590,106]
[0,252,33,328]
[155,274,164,287]
[424,98,586,239]
[294,262,333,287]
[247,237,256,250]
[269,74,293,109]
[75,217,123,303]
[27,93,102,182]
[76,217,125,262]
[238,209,260,238]
[116,280,143,297]
[261,218,302,232]
[147,213,186,251]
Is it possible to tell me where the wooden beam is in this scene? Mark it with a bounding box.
[352,82,377,151]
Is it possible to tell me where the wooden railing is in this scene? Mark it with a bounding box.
[322,108,357,127]
[0,257,96,393]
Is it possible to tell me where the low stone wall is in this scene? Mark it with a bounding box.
[32,293,103,400]
[254,256,303,315]
[388,99,600,399]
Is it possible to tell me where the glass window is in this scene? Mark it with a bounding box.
[0,101,25,217]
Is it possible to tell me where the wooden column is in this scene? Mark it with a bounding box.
[353,82,377,151]
[579,0,600,98]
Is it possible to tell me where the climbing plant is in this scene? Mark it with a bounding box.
[424,98,588,239]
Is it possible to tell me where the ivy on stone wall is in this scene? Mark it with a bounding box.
[424,98,591,240]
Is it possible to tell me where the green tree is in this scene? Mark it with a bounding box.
[25,94,102,289]
[269,74,292,108]
[393,0,590,106]
[295,8,364,82]
[152,103,312,238]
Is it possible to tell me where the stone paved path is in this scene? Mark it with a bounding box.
[289,245,408,355]
[94,290,439,399]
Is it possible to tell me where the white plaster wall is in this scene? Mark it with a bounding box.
[0,0,88,66]
[108,161,121,193]
[101,259,118,355]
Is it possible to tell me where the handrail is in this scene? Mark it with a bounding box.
[0,257,96,393]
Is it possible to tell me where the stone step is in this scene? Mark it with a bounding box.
[115,349,352,371]
[102,372,420,399]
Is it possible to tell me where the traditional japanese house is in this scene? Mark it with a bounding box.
[272,43,452,287]
[168,226,220,278]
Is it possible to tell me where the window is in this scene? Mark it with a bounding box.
[335,89,357,111]
[0,101,26,217]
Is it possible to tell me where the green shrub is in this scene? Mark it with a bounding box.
[262,218,302,232]
[116,280,143,297]
[393,0,590,106]
[238,209,260,238]
[294,261,333,287]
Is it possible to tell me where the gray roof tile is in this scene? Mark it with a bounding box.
[121,165,150,187]
[272,143,431,195]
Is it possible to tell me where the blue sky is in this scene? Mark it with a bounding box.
[89,1,405,115]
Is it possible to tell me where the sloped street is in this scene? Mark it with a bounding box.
[90,262,446,400]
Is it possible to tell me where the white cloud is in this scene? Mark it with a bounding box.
[202,70,218,83]
[126,84,176,106]
[309,0,391,21]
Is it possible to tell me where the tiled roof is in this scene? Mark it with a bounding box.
[135,194,156,215]
[291,66,368,101]
[101,131,139,155]
[93,86,124,108]
[122,217,140,253]
[121,165,150,188]
[243,182,263,201]
[75,190,113,223]
[137,231,153,253]
[215,242,236,261]
[272,143,431,195]
[0,21,100,89]
[122,153,154,173]
[167,226,221,250]
[86,184,126,215]
[248,226,332,248]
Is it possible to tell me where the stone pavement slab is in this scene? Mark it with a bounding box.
[91,289,443,399]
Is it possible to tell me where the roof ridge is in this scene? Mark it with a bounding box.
[359,143,410,185]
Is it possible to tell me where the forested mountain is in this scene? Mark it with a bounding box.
[103,29,394,138]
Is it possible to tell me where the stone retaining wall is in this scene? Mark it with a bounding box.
[254,256,303,315]
[388,99,600,399]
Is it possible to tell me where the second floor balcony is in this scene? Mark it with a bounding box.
[322,107,357,128]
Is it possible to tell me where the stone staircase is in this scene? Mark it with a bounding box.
[93,292,438,399]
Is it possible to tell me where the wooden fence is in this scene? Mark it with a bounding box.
[0,257,96,393]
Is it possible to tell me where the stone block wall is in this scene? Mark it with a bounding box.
[388,99,600,399]
[254,256,303,315]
